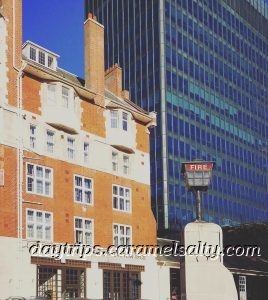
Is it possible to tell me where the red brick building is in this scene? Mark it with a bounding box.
[0,1,171,299]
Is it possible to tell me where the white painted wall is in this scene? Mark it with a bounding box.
[0,17,8,105]
[140,256,159,300]
[0,237,36,298]
[0,108,18,147]
[181,222,238,300]
[105,108,136,152]
[41,82,82,134]
[157,266,172,300]
[86,262,103,299]
[140,258,171,300]
[0,105,151,185]
[0,237,166,299]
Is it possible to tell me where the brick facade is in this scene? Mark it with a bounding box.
[0,3,163,298]
[1,0,22,106]
[0,1,157,248]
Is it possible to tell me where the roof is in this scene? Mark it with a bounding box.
[223,223,268,276]
[156,238,180,266]
[105,89,151,117]
[22,55,156,125]
[23,55,85,87]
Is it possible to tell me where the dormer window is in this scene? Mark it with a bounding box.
[38,51,45,65]
[48,56,54,68]
[29,47,36,61]
[23,41,59,70]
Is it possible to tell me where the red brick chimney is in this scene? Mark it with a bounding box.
[104,63,122,97]
[84,13,104,105]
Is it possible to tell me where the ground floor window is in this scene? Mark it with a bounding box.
[103,270,141,300]
[37,266,85,299]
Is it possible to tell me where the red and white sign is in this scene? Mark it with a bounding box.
[185,163,213,172]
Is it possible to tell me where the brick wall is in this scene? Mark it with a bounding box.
[22,152,156,246]
[22,74,42,115]
[1,0,22,107]
[0,146,18,238]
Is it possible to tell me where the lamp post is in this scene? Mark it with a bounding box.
[180,160,238,300]
[181,160,215,221]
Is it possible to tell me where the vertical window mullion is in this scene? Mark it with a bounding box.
[34,165,37,194]
[82,177,85,203]
[83,219,85,243]
[33,210,37,239]
[43,168,46,197]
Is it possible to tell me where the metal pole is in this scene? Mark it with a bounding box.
[196,190,202,221]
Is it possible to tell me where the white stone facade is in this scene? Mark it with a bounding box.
[0,236,171,300]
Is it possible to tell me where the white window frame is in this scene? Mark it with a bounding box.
[74,217,94,245]
[26,209,53,241]
[47,83,56,105]
[110,110,119,128]
[123,155,130,175]
[29,124,36,149]
[67,137,75,160]
[112,151,118,172]
[46,83,75,110]
[110,110,131,132]
[38,50,46,66]
[122,112,128,131]
[84,142,89,164]
[29,47,36,61]
[48,56,54,68]
[113,223,132,246]
[62,86,70,108]
[74,175,94,205]
[26,163,53,197]
[112,185,131,213]
[46,130,55,154]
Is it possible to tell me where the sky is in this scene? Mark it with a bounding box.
[23,0,85,78]
[23,0,268,78]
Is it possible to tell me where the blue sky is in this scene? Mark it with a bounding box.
[23,0,85,78]
[23,0,268,77]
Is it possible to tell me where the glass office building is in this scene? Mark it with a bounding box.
[85,0,268,235]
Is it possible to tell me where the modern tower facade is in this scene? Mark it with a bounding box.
[85,0,268,235]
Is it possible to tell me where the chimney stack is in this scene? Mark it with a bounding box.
[104,63,123,97]
[84,13,104,105]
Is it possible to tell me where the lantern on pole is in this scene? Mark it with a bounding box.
[181,160,215,221]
